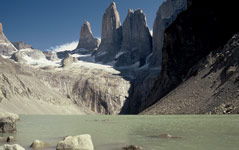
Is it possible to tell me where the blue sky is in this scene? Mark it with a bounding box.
[0,0,163,51]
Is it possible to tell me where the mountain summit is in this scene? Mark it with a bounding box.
[0,22,18,56]
[76,21,100,52]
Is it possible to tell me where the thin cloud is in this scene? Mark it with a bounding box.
[46,41,78,52]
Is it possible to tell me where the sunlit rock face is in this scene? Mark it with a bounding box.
[94,2,122,63]
[115,9,152,67]
[0,23,18,56]
[76,21,100,53]
[12,41,32,50]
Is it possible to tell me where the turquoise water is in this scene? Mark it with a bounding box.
[1,115,239,150]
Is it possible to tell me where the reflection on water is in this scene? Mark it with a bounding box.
[1,115,239,150]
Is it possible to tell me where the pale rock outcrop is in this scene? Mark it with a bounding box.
[0,23,18,56]
[56,134,94,150]
[115,9,152,67]
[150,0,188,67]
[0,144,25,150]
[11,48,47,64]
[61,55,78,68]
[30,140,50,149]
[75,21,100,53]
[0,112,19,133]
[12,41,32,50]
[0,136,15,143]
[0,56,88,115]
[95,2,122,63]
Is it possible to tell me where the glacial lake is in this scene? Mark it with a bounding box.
[1,115,239,150]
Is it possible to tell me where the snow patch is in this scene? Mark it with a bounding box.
[22,55,60,67]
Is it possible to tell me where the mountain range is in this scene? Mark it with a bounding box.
[0,0,238,115]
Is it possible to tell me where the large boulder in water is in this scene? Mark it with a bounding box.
[75,21,100,53]
[0,144,25,150]
[94,2,122,63]
[115,9,152,67]
[56,134,94,150]
[30,139,50,149]
[0,112,19,133]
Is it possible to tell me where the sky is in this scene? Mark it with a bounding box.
[0,0,163,51]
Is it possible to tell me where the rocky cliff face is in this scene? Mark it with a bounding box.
[150,0,188,68]
[142,33,239,114]
[0,23,18,56]
[115,9,152,67]
[12,41,32,50]
[121,0,239,114]
[94,2,122,63]
[76,21,100,53]
[34,62,130,114]
[0,55,87,114]
[0,53,130,114]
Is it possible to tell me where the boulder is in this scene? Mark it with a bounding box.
[6,136,14,142]
[95,2,122,63]
[30,139,50,149]
[115,9,152,67]
[56,134,94,150]
[0,144,25,150]
[61,55,78,68]
[0,112,19,133]
[76,21,100,52]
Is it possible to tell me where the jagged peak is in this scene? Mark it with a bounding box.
[128,9,134,14]
[109,2,116,8]
[83,21,90,26]
[106,1,118,13]
[124,8,148,27]
[126,8,145,17]
[134,8,143,14]
[81,21,93,38]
